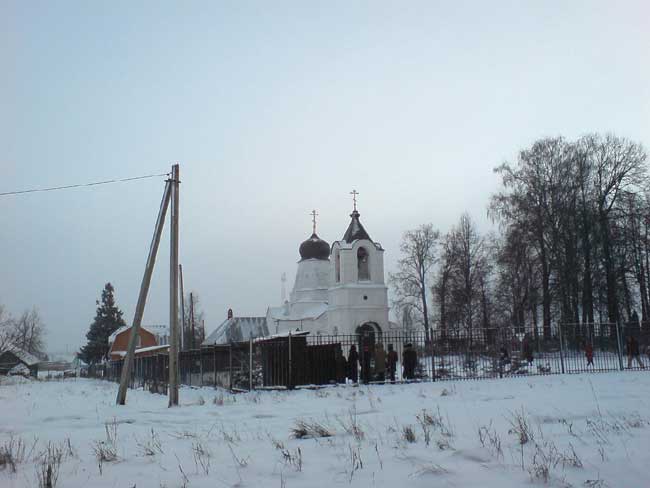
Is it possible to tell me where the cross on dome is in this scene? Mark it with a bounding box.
[350,190,359,211]
[310,209,318,234]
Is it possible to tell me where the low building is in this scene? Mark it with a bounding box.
[108,326,158,360]
[0,346,40,377]
[202,309,269,346]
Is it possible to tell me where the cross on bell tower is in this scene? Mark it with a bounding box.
[350,189,359,212]
[310,209,318,234]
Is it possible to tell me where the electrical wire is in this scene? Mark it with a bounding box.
[0,172,170,197]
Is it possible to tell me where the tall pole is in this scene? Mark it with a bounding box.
[190,292,196,349]
[179,264,186,351]
[168,164,180,407]
[116,178,172,405]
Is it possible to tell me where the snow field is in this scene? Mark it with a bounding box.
[1,372,649,487]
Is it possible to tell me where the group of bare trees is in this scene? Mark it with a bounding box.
[391,133,649,341]
[0,302,47,359]
[390,214,493,339]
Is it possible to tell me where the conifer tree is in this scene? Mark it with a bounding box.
[78,283,126,364]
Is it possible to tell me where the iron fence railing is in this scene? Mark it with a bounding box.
[90,322,650,393]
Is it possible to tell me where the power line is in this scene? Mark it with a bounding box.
[0,172,170,197]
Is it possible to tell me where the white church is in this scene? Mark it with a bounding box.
[203,196,392,345]
[266,200,390,337]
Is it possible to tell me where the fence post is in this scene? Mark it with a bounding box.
[615,321,624,371]
[213,347,217,388]
[558,322,566,374]
[288,332,292,389]
[249,335,253,391]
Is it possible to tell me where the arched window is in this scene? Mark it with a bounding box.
[357,247,370,281]
[335,250,341,282]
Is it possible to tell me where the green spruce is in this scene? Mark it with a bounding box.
[78,283,126,364]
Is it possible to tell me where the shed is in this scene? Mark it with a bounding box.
[0,347,40,377]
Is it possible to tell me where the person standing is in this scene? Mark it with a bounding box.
[627,336,645,369]
[387,344,398,383]
[374,343,386,382]
[499,346,510,377]
[522,335,534,366]
[585,342,594,367]
[403,343,417,380]
[347,345,359,383]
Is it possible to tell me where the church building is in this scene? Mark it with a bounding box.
[267,196,390,337]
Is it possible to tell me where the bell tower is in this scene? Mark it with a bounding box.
[328,191,389,335]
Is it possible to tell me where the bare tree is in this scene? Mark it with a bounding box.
[389,224,440,340]
[13,308,46,358]
[181,292,206,349]
[0,304,17,354]
[432,235,453,338]
[587,134,647,326]
[443,213,491,338]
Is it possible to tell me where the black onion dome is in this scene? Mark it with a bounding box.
[299,233,331,260]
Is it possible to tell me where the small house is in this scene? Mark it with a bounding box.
[108,326,158,360]
[0,346,40,377]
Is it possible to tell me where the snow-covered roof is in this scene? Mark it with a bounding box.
[9,363,30,376]
[108,325,154,344]
[267,302,328,322]
[135,345,169,355]
[108,326,129,344]
[2,345,40,366]
[253,330,309,343]
[202,317,269,346]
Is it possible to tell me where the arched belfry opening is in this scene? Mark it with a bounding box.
[357,247,370,281]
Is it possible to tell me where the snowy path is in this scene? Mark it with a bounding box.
[1,372,649,487]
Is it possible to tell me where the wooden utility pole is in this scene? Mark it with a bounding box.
[168,164,180,407]
[116,178,172,405]
[179,264,186,351]
[190,292,196,350]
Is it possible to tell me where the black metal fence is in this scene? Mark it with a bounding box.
[93,322,650,393]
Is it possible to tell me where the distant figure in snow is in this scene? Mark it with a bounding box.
[522,335,534,366]
[584,342,594,366]
[347,345,359,383]
[498,346,510,378]
[626,336,645,369]
[360,342,372,384]
[402,343,417,380]
[374,343,386,382]
[387,344,398,383]
[499,346,510,366]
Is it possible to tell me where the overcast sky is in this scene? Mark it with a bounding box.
[2,1,649,356]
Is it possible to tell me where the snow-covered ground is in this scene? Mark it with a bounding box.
[1,373,648,487]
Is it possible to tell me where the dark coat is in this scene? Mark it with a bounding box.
[522,341,533,362]
[403,348,418,379]
[387,350,398,372]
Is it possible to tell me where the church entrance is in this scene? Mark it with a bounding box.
[356,322,380,383]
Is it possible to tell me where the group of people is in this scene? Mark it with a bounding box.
[498,334,648,371]
[336,342,419,384]
[499,335,535,371]
[584,336,647,369]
